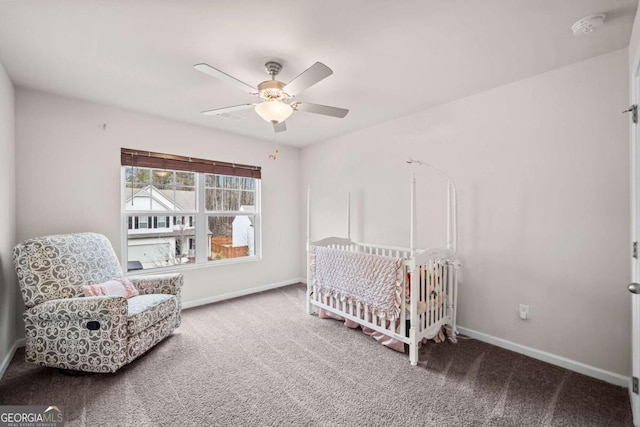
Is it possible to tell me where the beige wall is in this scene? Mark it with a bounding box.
[0,60,17,370]
[630,4,640,73]
[15,89,302,306]
[300,49,630,376]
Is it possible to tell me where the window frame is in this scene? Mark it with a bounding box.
[120,167,262,273]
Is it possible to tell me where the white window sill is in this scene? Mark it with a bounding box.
[124,255,262,276]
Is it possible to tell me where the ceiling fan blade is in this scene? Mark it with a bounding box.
[283,62,333,96]
[202,104,254,116]
[292,102,348,118]
[194,63,257,95]
[273,121,287,132]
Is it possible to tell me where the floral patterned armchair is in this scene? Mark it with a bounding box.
[13,232,182,373]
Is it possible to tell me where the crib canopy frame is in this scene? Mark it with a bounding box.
[306,164,460,366]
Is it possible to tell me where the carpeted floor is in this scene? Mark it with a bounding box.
[0,284,633,426]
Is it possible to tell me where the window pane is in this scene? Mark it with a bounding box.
[124,167,152,211]
[225,176,239,190]
[224,190,240,211]
[124,167,198,212]
[240,177,255,191]
[153,186,195,211]
[208,215,255,261]
[240,190,254,206]
[127,214,196,271]
[152,169,173,187]
[205,174,256,212]
[125,166,151,186]
[157,216,167,228]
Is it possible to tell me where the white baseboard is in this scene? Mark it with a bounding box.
[182,278,304,310]
[457,326,629,388]
[0,338,25,380]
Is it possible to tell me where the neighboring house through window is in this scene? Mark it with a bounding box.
[121,148,261,271]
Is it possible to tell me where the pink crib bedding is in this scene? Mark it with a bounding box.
[318,305,446,353]
[311,245,448,353]
[318,307,406,352]
[310,245,403,321]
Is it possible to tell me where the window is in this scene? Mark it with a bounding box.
[121,148,261,272]
[138,216,149,229]
[205,174,257,260]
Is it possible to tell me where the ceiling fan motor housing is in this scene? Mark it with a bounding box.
[265,61,282,77]
[258,80,289,102]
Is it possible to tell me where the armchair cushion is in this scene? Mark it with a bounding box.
[126,294,177,336]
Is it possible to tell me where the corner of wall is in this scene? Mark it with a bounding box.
[629,4,640,73]
[0,59,19,379]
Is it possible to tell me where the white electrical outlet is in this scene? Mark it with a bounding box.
[519,304,529,320]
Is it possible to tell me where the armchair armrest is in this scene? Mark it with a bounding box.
[24,296,127,322]
[128,273,183,296]
[23,296,129,373]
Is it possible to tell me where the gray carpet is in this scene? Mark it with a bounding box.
[0,284,632,426]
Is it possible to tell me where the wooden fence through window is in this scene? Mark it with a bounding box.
[210,237,249,259]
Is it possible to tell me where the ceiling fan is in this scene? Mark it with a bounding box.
[194,61,349,132]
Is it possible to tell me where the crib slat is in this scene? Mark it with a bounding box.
[436,261,440,326]
[400,271,406,337]
[438,261,443,322]
[436,261,440,322]
[439,262,444,322]
[420,277,425,331]
[429,261,438,326]
[424,262,429,328]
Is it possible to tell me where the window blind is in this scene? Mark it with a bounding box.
[121,148,261,179]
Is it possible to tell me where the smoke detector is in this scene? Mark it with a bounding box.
[571,14,605,36]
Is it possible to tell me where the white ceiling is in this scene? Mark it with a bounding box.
[0,0,637,147]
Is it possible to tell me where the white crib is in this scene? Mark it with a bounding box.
[306,170,460,365]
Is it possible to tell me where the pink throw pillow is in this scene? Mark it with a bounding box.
[81,276,139,299]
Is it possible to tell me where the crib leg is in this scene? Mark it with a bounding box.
[306,288,315,315]
[409,328,419,365]
[306,299,313,315]
[445,325,458,343]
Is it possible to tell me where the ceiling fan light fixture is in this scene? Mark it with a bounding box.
[255,100,293,124]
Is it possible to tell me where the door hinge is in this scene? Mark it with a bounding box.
[624,105,638,124]
[634,242,638,259]
[633,377,639,394]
